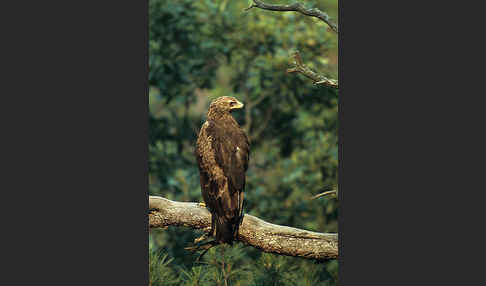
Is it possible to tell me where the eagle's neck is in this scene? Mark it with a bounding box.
[207,111,238,126]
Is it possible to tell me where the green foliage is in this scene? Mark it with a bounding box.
[179,266,211,286]
[149,0,339,285]
[149,249,178,286]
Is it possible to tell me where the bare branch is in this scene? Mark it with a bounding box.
[245,0,338,33]
[149,196,338,260]
[310,190,337,200]
[287,51,338,89]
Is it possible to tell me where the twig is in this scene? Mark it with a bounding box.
[287,51,338,89]
[245,0,338,33]
[310,190,337,200]
[149,196,338,260]
[185,240,219,262]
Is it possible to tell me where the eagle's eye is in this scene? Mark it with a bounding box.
[230,101,236,106]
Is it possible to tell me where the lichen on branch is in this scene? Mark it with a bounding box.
[149,196,338,260]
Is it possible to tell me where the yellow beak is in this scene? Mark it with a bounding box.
[231,101,244,109]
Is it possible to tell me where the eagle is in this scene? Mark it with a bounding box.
[196,96,250,244]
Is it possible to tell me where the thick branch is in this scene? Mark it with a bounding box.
[246,0,338,33]
[149,196,338,260]
[287,51,339,89]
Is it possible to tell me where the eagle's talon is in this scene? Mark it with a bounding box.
[185,240,218,252]
[197,202,206,207]
[194,233,209,244]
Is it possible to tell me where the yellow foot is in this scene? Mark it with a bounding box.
[194,234,208,244]
[198,202,206,207]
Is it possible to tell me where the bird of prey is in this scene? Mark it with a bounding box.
[196,96,250,244]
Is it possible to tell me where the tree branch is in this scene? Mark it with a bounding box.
[245,0,338,33]
[149,196,338,260]
[310,190,337,200]
[287,51,339,89]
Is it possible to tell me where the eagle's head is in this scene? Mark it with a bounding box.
[208,96,244,118]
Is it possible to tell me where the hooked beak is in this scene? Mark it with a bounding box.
[231,100,244,110]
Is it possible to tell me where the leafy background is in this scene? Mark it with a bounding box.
[149,0,339,285]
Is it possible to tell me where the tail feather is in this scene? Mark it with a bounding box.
[214,216,240,244]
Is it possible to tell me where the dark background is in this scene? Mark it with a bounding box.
[1,0,482,285]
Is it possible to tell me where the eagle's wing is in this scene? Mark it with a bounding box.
[207,120,249,192]
[196,121,224,200]
[196,120,249,190]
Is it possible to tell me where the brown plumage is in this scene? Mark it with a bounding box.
[196,96,250,244]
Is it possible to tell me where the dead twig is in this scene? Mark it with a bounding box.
[287,51,339,89]
[310,190,337,200]
[245,0,338,33]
